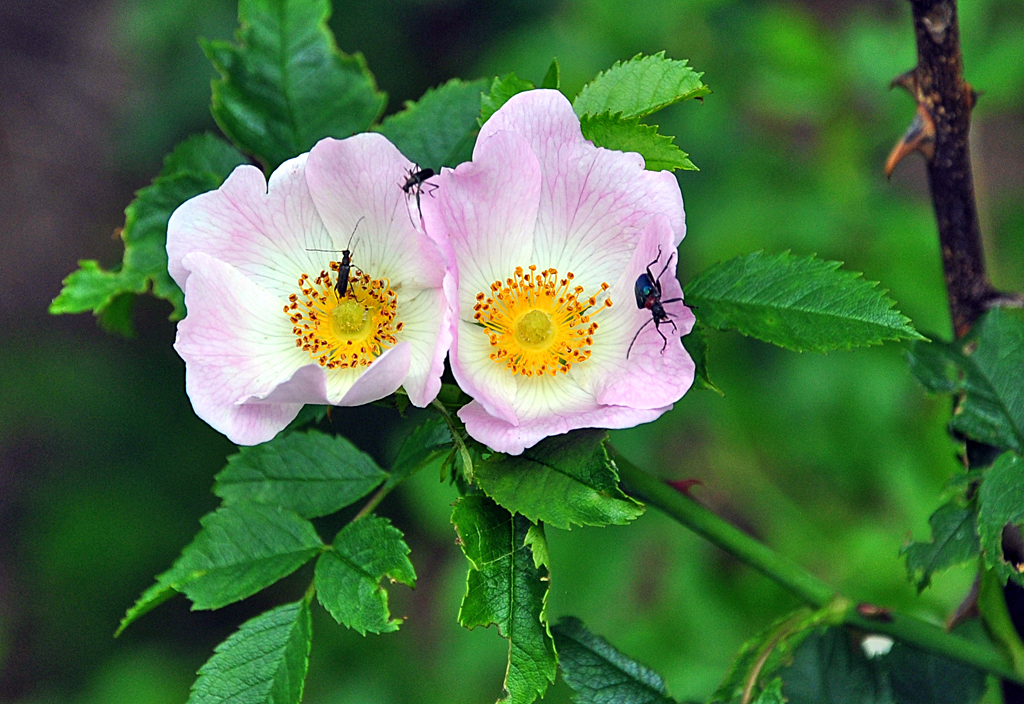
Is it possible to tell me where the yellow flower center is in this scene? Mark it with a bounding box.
[473,265,612,377]
[285,261,403,370]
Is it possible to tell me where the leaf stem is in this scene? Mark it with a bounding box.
[351,482,391,522]
[611,446,1023,682]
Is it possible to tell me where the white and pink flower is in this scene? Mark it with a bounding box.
[166,133,451,445]
[422,89,696,455]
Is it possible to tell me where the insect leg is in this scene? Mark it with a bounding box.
[626,317,655,359]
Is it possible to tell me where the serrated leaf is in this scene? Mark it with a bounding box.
[187,599,312,704]
[978,452,1024,584]
[573,52,709,119]
[314,515,416,635]
[378,78,488,169]
[685,251,923,353]
[552,616,674,704]
[160,503,323,610]
[389,416,453,487]
[580,113,696,171]
[955,310,1024,451]
[214,430,386,518]
[884,641,986,704]
[202,0,386,170]
[901,501,979,592]
[453,496,556,704]
[682,324,722,395]
[50,134,245,330]
[480,73,535,125]
[474,429,644,529]
[908,311,1024,453]
[116,580,178,636]
[541,58,560,90]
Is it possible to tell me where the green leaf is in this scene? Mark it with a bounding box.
[884,641,986,704]
[682,324,723,395]
[202,0,386,171]
[159,503,323,610]
[187,599,312,704]
[580,113,696,171]
[50,134,246,330]
[541,58,560,90]
[552,616,674,704]
[453,496,556,704]
[901,501,980,592]
[905,338,960,395]
[116,581,178,636]
[752,679,785,704]
[214,430,386,518]
[389,416,453,487]
[953,310,1024,451]
[573,52,709,119]
[780,628,886,704]
[474,429,644,529]
[314,515,416,634]
[907,311,1024,453]
[378,78,488,169]
[480,72,535,125]
[684,251,924,353]
[978,452,1024,584]
[711,606,839,704]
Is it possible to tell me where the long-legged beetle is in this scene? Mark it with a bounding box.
[401,166,437,220]
[306,216,365,299]
[626,247,684,358]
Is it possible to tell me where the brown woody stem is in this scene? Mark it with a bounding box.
[903,0,994,337]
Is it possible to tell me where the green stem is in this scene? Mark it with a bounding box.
[611,446,1022,683]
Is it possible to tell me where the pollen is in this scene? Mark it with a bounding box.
[285,261,402,370]
[473,265,612,377]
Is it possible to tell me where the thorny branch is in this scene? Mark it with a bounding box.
[887,0,997,338]
[890,0,1024,695]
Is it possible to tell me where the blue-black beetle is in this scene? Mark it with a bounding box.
[627,247,684,358]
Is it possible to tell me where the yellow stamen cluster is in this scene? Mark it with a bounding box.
[285,262,403,369]
[473,265,612,377]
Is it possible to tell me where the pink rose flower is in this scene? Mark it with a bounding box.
[167,134,451,444]
[422,89,695,455]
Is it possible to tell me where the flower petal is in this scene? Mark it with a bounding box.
[167,155,330,298]
[175,251,326,444]
[305,133,445,293]
[587,218,695,409]
[459,399,669,456]
[331,342,412,407]
[393,286,453,407]
[422,129,542,311]
[480,89,687,290]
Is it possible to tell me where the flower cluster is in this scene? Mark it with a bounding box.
[168,90,694,453]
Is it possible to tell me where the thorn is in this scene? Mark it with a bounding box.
[889,68,918,95]
[666,478,703,497]
[965,82,982,111]
[885,103,936,179]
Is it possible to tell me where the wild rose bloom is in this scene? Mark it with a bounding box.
[167,134,450,445]
[422,89,695,455]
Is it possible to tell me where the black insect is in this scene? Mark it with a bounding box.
[307,216,365,298]
[401,166,437,219]
[626,247,684,358]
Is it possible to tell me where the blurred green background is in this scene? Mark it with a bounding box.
[2,0,1023,702]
